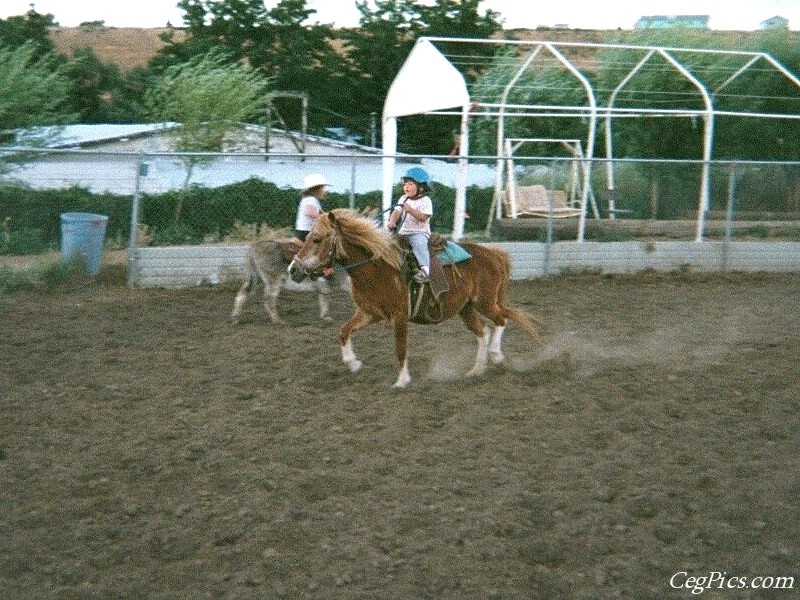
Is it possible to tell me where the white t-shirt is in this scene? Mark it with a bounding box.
[396,194,433,235]
[295,195,322,232]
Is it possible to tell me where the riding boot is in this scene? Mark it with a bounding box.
[413,269,430,284]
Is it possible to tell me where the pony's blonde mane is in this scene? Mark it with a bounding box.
[319,208,402,270]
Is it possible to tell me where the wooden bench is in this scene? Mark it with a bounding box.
[504,184,582,218]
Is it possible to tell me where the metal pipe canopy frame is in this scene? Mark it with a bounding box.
[382,36,800,241]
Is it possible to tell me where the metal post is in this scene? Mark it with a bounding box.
[127,156,147,287]
[722,162,738,272]
[349,159,357,209]
[542,160,558,276]
[301,93,308,156]
[264,103,273,161]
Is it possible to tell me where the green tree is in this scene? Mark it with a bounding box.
[729,29,800,210]
[155,0,353,137]
[1,7,155,125]
[145,49,272,219]
[157,0,503,151]
[0,42,76,142]
[599,30,800,214]
[0,8,56,57]
[715,28,800,162]
[60,48,137,123]
[344,0,503,153]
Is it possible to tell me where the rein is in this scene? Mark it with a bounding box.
[342,256,378,272]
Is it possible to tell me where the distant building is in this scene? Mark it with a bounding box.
[760,16,789,30]
[634,15,710,29]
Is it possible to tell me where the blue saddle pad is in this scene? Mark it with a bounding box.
[436,240,471,265]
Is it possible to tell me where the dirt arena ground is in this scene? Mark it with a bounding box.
[1,264,798,599]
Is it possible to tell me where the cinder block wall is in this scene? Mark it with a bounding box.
[129,242,800,288]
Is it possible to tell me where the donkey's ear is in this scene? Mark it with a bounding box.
[326,211,337,225]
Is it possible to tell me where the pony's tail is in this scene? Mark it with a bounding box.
[506,306,543,342]
[493,250,541,341]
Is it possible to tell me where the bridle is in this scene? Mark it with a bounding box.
[327,228,379,273]
[289,228,377,280]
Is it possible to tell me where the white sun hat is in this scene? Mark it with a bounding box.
[302,173,329,190]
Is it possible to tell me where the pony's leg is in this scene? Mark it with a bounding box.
[394,361,411,388]
[460,305,490,377]
[391,318,411,388]
[339,307,376,373]
[313,276,333,322]
[466,330,491,377]
[473,289,516,366]
[488,324,506,364]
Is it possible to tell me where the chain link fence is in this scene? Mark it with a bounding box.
[1,148,799,262]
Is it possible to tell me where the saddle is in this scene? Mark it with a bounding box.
[396,234,444,297]
[396,234,472,324]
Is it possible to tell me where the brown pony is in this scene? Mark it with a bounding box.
[288,208,541,388]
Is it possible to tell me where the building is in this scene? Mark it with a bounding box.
[760,16,790,30]
[6,123,495,196]
[634,15,710,29]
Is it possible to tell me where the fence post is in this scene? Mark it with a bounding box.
[722,162,738,272]
[541,159,561,276]
[127,156,147,287]
[349,158,357,209]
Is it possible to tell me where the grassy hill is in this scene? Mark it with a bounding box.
[49,25,792,72]
[50,26,185,70]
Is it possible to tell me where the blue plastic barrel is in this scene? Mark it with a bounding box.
[60,213,108,276]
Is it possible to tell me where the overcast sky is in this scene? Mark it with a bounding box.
[1,0,798,30]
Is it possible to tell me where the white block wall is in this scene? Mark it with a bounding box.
[131,245,250,288]
[129,241,800,288]
[496,241,800,279]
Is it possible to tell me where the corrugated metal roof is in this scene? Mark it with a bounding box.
[6,123,496,194]
[20,123,179,148]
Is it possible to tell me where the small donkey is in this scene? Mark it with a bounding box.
[230,239,334,324]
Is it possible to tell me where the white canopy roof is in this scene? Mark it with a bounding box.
[383,38,470,119]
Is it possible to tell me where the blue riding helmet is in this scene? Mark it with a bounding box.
[401,167,431,185]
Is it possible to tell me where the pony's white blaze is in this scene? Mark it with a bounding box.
[300,255,322,271]
[294,246,324,272]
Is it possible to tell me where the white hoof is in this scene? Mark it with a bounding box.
[489,350,504,365]
[466,365,487,378]
[392,374,412,388]
[345,359,363,373]
[392,360,412,388]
